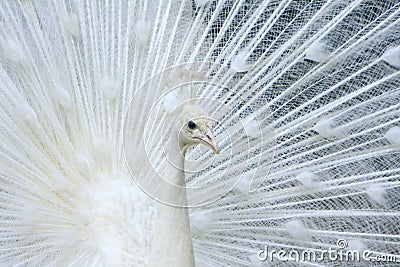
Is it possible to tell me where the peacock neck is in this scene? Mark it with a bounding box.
[147,137,195,267]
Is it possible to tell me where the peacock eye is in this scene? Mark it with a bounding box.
[188,121,196,129]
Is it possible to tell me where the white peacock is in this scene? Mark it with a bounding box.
[0,1,399,266]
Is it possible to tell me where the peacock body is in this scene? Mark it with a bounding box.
[0,0,400,266]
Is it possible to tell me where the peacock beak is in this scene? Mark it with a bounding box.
[201,130,220,154]
[192,129,220,154]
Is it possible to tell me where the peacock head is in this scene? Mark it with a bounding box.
[177,104,220,154]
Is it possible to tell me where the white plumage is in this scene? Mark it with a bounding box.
[1,0,400,266]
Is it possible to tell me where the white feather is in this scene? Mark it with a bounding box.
[382,46,400,68]
[313,118,337,139]
[1,40,26,64]
[60,12,80,37]
[15,102,38,123]
[163,91,181,113]
[366,185,387,206]
[195,0,212,7]
[232,50,251,72]
[285,220,308,241]
[385,126,400,147]
[53,87,72,109]
[296,171,321,191]
[244,118,261,139]
[99,78,121,100]
[305,42,329,63]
